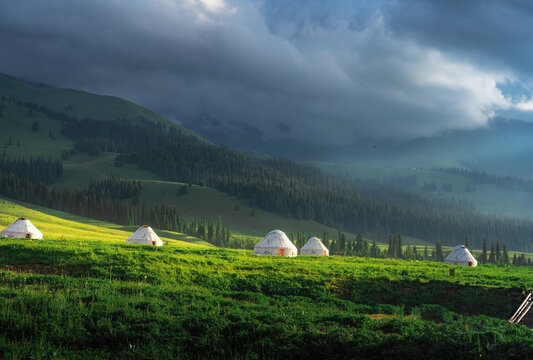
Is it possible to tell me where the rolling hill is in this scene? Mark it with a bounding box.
[0,72,198,138]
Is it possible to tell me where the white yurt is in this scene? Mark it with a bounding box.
[0,218,43,239]
[126,225,163,246]
[253,230,298,257]
[444,245,478,267]
[301,237,329,256]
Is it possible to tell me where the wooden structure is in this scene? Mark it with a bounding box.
[509,291,533,329]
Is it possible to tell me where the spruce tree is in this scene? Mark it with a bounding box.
[355,233,363,255]
[481,239,488,264]
[435,242,444,262]
[502,244,509,265]
[370,240,379,258]
[404,245,413,260]
[488,241,496,264]
[397,234,403,259]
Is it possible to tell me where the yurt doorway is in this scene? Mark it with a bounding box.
[278,249,285,256]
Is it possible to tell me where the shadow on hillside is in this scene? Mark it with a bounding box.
[331,276,525,319]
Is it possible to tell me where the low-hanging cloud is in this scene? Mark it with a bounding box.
[0,0,528,144]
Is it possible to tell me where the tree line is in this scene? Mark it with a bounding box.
[435,167,533,193]
[0,154,62,184]
[87,174,142,200]
[291,232,532,266]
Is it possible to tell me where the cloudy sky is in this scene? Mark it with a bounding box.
[1,0,533,145]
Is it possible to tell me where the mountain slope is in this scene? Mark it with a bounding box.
[0,100,73,157]
[0,72,199,138]
[0,83,359,243]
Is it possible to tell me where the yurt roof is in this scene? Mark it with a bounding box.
[301,237,328,250]
[1,218,43,239]
[255,230,297,250]
[126,225,162,243]
[444,245,477,263]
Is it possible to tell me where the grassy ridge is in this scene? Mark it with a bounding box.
[0,73,197,136]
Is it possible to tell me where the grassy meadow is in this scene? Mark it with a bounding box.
[0,238,531,358]
[0,199,209,247]
[0,201,530,358]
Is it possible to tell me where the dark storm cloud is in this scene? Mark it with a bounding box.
[384,0,533,78]
[0,0,530,144]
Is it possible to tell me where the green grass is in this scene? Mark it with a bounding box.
[0,101,73,158]
[0,198,210,247]
[55,153,161,189]
[0,237,530,358]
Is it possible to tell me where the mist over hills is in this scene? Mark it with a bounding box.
[193,111,533,179]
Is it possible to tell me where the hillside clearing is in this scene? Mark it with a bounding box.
[0,198,209,247]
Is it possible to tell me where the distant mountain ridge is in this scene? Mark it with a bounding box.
[388,118,533,177]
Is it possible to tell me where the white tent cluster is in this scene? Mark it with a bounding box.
[253,230,329,257]
[126,225,163,246]
[0,218,43,239]
[444,245,478,267]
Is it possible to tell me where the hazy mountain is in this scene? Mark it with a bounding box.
[386,118,533,178]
